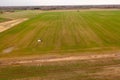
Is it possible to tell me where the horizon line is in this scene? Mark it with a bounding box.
[0,4,120,7]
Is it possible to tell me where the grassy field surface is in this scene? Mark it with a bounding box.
[0,57,120,80]
[0,10,42,19]
[0,10,120,57]
[0,10,120,80]
[0,18,8,22]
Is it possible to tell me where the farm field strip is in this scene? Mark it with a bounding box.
[0,54,120,80]
[0,10,120,57]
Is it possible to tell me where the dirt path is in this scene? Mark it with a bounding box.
[0,52,120,65]
[0,18,28,32]
[15,53,120,63]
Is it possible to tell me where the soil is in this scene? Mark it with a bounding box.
[0,18,28,32]
[0,51,120,66]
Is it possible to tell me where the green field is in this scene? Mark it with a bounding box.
[0,10,120,80]
[0,10,120,57]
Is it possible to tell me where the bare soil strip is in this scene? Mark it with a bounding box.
[0,52,120,66]
[0,18,28,32]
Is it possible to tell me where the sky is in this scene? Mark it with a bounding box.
[0,0,120,6]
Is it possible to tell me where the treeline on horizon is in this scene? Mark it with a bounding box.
[0,5,120,10]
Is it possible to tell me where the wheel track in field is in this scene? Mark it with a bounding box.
[0,18,28,32]
[0,51,120,66]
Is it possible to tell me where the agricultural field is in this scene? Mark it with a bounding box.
[0,10,120,80]
[0,10,42,19]
[0,10,120,57]
[0,57,120,80]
